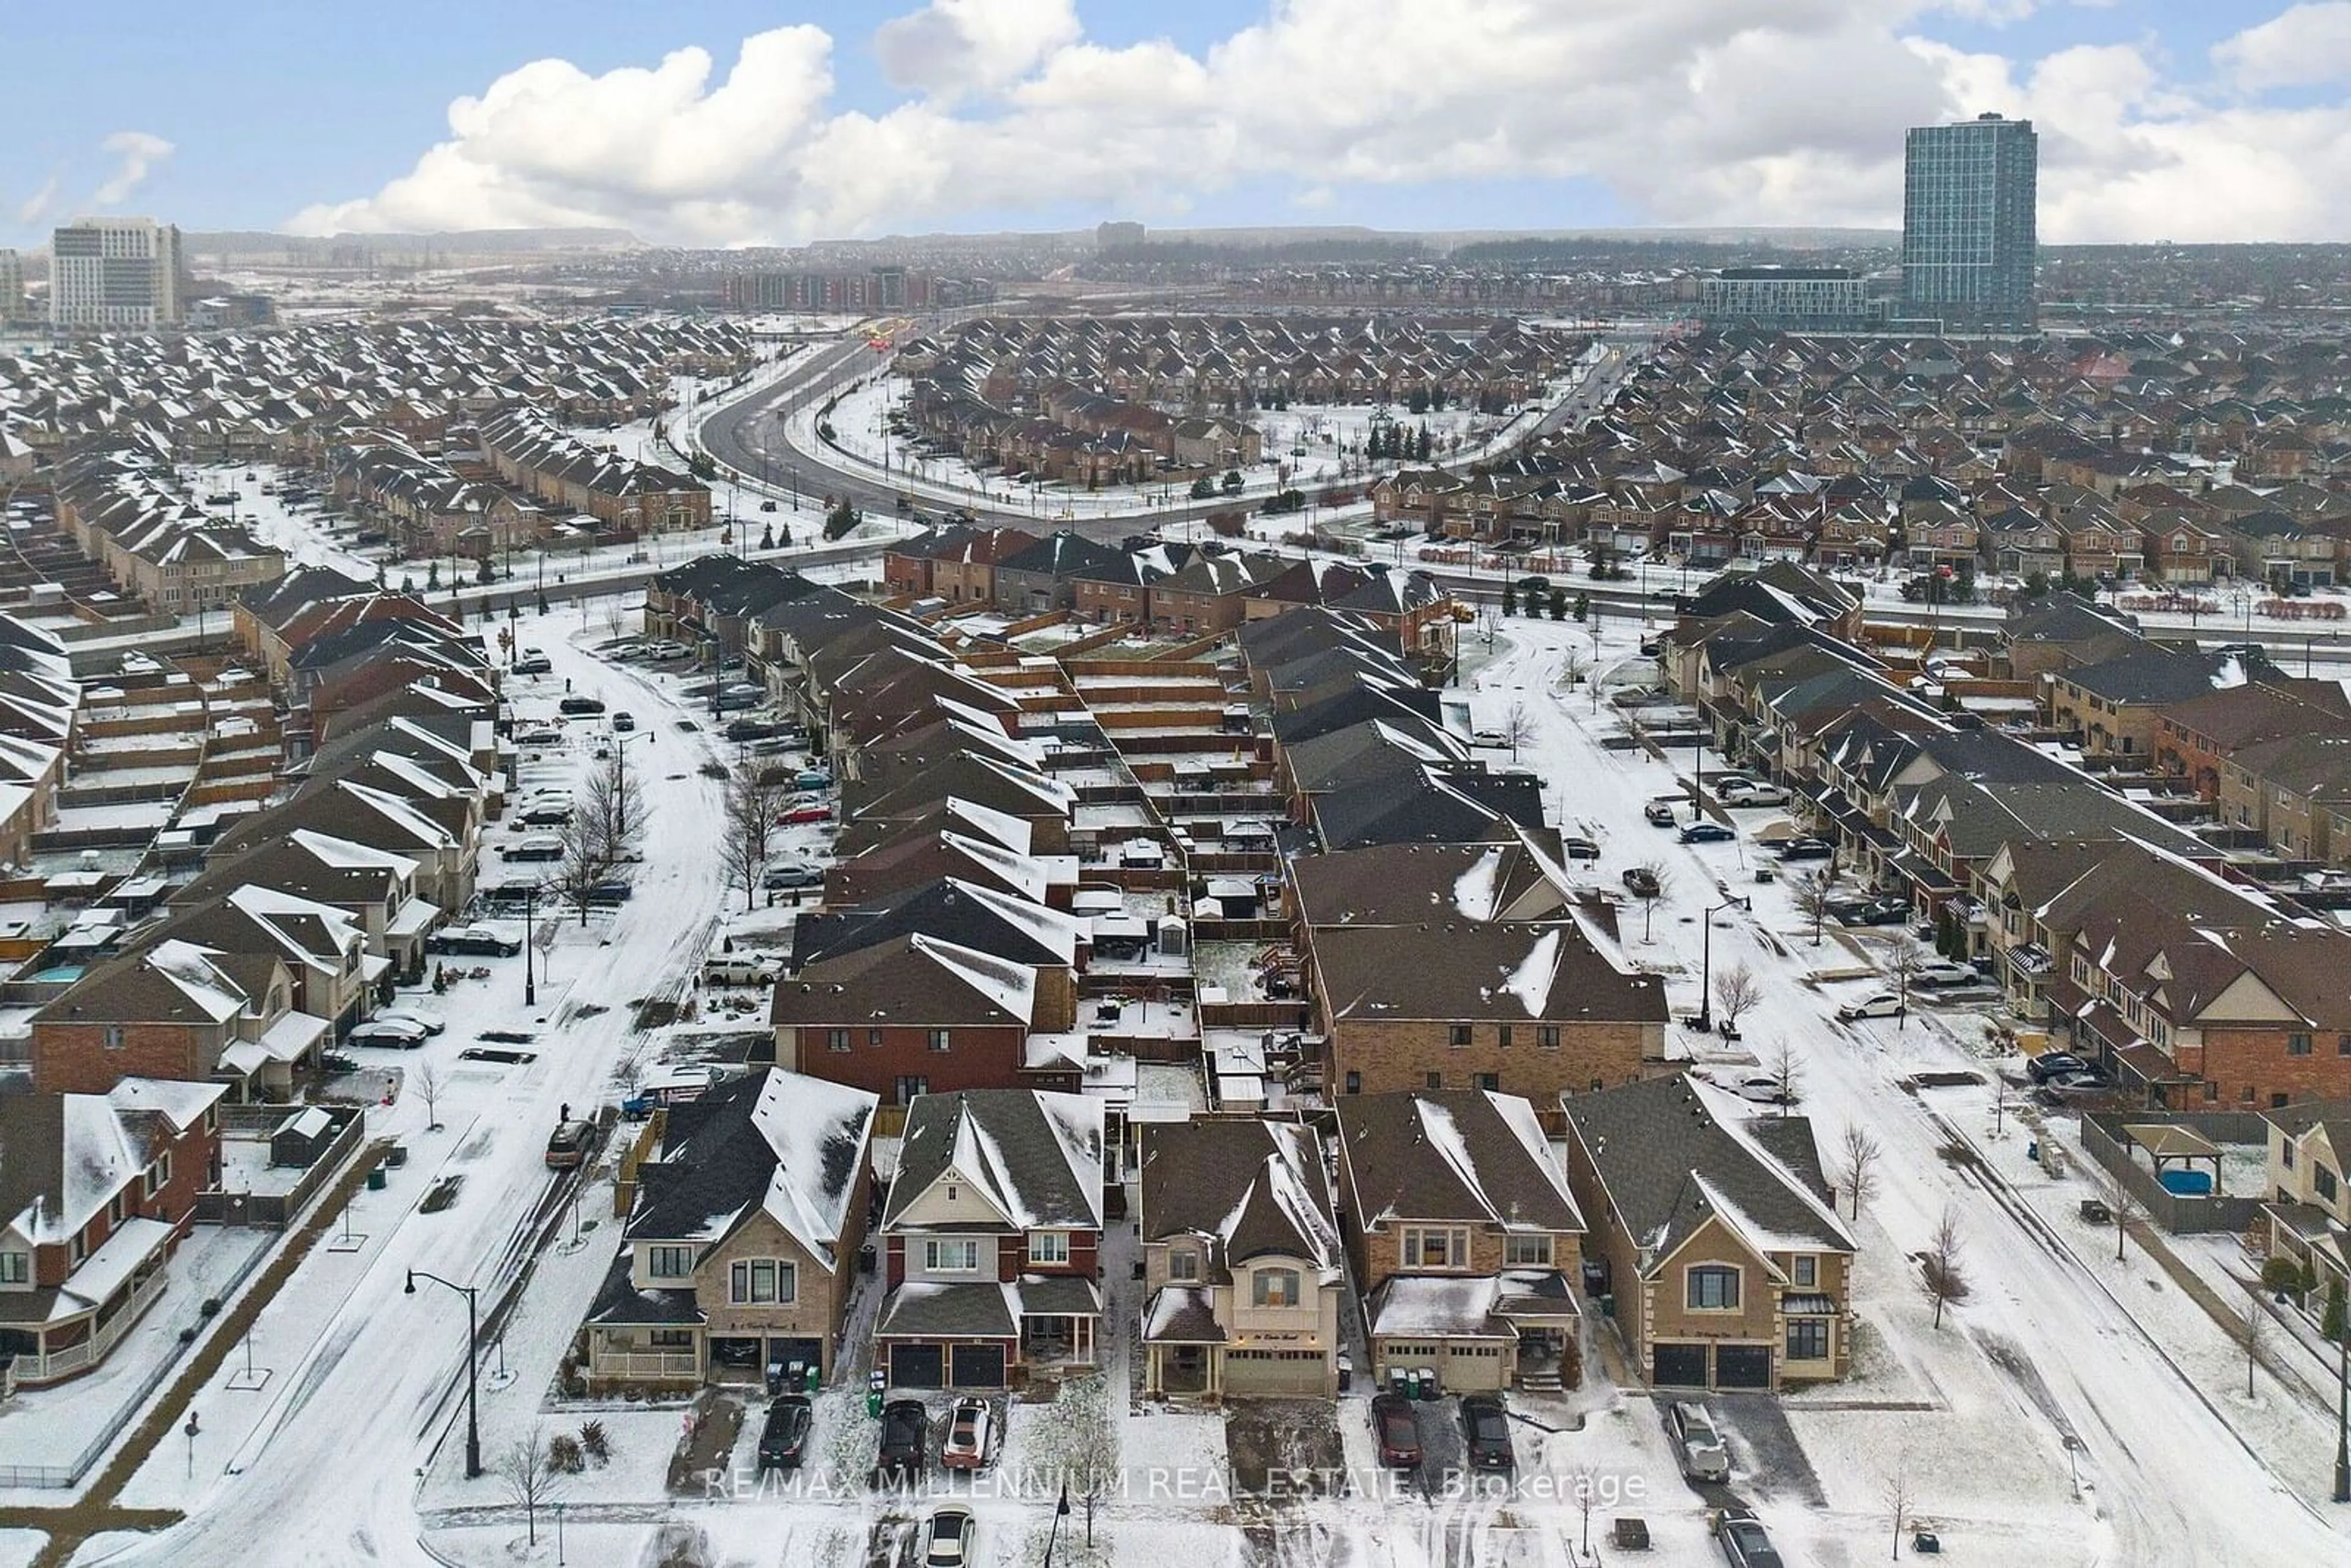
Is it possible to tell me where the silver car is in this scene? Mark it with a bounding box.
[1669,1400,1730,1482]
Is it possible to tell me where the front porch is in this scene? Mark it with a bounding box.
[0,1218,176,1387]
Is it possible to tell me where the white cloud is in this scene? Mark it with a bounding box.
[873,0,1080,96]
[93,131,173,206]
[16,175,59,227]
[290,0,2351,246]
[2215,3,2351,92]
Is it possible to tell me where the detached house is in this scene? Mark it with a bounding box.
[1562,1075,1856,1392]
[0,1076,225,1387]
[585,1070,877,1390]
[1334,1089,1588,1392]
[874,1089,1104,1389]
[2261,1102,2351,1339]
[1139,1119,1346,1399]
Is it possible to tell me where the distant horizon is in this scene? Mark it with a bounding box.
[3,2,2342,251]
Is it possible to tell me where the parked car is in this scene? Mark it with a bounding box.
[377,1007,446,1037]
[1679,822,1735,844]
[1622,866,1661,898]
[1459,1394,1514,1471]
[2035,1069,2115,1105]
[1834,896,1909,927]
[320,1051,360,1076]
[515,727,562,747]
[1715,1508,1783,1568]
[703,952,781,987]
[586,879,634,906]
[511,655,553,676]
[1371,1393,1423,1469]
[726,716,783,741]
[429,924,523,957]
[1775,837,1834,861]
[757,1394,813,1472]
[519,802,574,827]
[763,861,823,890]
[2026,1051,2091,1084]
[941,1397,993,1471]
[610,711,636,732]
[1644,799,1680,827]
[1720,782,1790,808]
[1728,1075,1793,1108]
[544,1119,594,1169]
[502,836,564,861]
[760,498,780,513]
[558,695,606,716]
[346,1018,429,1049]
[1668,1400,1730,1482]
[1913,960,1978,988]
[879,1398,929,1479]
[917,1504,973,1568]
[793,768,833,791]
[779,802,833,826]
[1561,835,1600,861]
[1835,992,1905,1022]
[645,640,689,659]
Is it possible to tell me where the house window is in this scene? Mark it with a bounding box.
[1792,1256,1817,1288]
[729,1259,797,1305]
[1344,1071,1361,1095]
[1252,1267,1301,1308]
[1496,1025,1513,1049]
[1425,1071,1442,1090]
[894,1075,928,1105]
[1504,1234,1552,1267]
[103,1024,126,1049]
[144,1152,170,1196]
[647,1244,694,1279]
[2319,1167,2339,1203]
[648,1329,696,1350]
[2284,1138,2297,1171]
[108,1193,127,1228]
[70,1234,86,1266]
[1170,1248,1200,1281]
[1029,1231,1070,1266]
[1402,1226,1470,1269]
[1538,1026,1561,1049]
[2289,1033,2314,1057]
[2339,1034,2351,1057]
[1687,1265,1741,1311]
[1474,1073,1500,1093]
[826,1028,851,1052]
[929,1029,952,1052]
[1449,1024,1472,1047]
[0,1251,26,1285]
[924,1239,983,1274]
[1787,1319,1831,1361]
[869,1027,884,1047]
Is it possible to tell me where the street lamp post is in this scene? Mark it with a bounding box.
[2335,1311,2349,1503]
[1692,896,1750,1034]
[405,1269,481,1479]
[523,883,538,1007]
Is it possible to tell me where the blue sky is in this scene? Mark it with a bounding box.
[0,2,2331,247]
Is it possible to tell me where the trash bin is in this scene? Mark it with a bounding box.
[1753,866,1775,885]
[2027,1139,2039,1162]
[1418,1367,1440,1400]
[866,1390,884,1419]
[1400,1369,1419,1400]
[366,1166,388,1191]
[766,1361,787,1396]
[804,1363,822,1394]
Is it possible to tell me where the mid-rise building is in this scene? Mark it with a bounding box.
[51,217,183,330]
[1900,113,2038,332]
[0,248,23,320]
[1699,267,1875,331]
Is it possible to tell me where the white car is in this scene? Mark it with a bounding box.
[1720,782,1790,808]
[1913,960,1979,988]
[923,1507,975,1568]
[1835,992,1905,1022]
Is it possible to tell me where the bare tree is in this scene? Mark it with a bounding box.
[547,811,605,928]
[1632,859,1671,944]
[1793,867,1836,947]
[1919,1206,1970,1329]
[497,1425,564,1547]
[719,764,779,913]
[1885,1455,1912,1561]
[1556,647,1590,692]
[1502,698,1535,762]
[2101,1158,2142,1265]
[1837,1125,1883,1220]
[1567,1460,1603,1559]
[578,745,645,869]
[1763,1036,1802,1117]
[1713,962,1763,1034]
[1886,934,1928,1028]
[533,908,558,980]
[410,1059,445,1131]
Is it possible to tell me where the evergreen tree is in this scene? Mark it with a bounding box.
[760,522,775,550]
[476,553,495,587]
[1548,587,1568,621]
[426,561,440,591]
[1502,583,1518,617]
[1415,424,1432,462]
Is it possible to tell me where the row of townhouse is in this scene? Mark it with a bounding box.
[50,443,285,613]
[475,403,711,535]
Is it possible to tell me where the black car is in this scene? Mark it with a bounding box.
[1679,822,1734,844]
[2027,1051,2091,1084]
[586,879,634,906]
[1776,837,1834,861]
[519,803,574,827]
[757,1395,813,1472]
[878,1398,929,1479]
[725,717,784,741]
[1562,836,1601,861]
[1622,866,1661,898]
[1459,1394,1514,1471]
[428,925,523,957]
[558,695,607,716]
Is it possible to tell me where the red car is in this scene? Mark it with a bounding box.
[1370,1393,1422,1469]
[779,803,833,825]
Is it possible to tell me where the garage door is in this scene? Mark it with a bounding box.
[1439,1342,1509,1394]
[949,1344,1007,1389]
[1715,1344,1773,1390]
[888,1344,943,1389]
[1223,1348,1327,1398]
[1651,1342,1708,1388]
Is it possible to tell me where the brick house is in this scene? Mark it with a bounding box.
[874,1089,1104,1389]
[928,527,1038,607]
[583,1070,876,1390]
[1333,1089,1586,1392]
[770,933,1081,1105]
[0,1076,225,1386]
[32,939,324,1103]
[1139,1119,1346,1399]
[1562,1075,1855,1392]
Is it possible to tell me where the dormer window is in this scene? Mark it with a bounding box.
[1170,1248,1200,1281]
